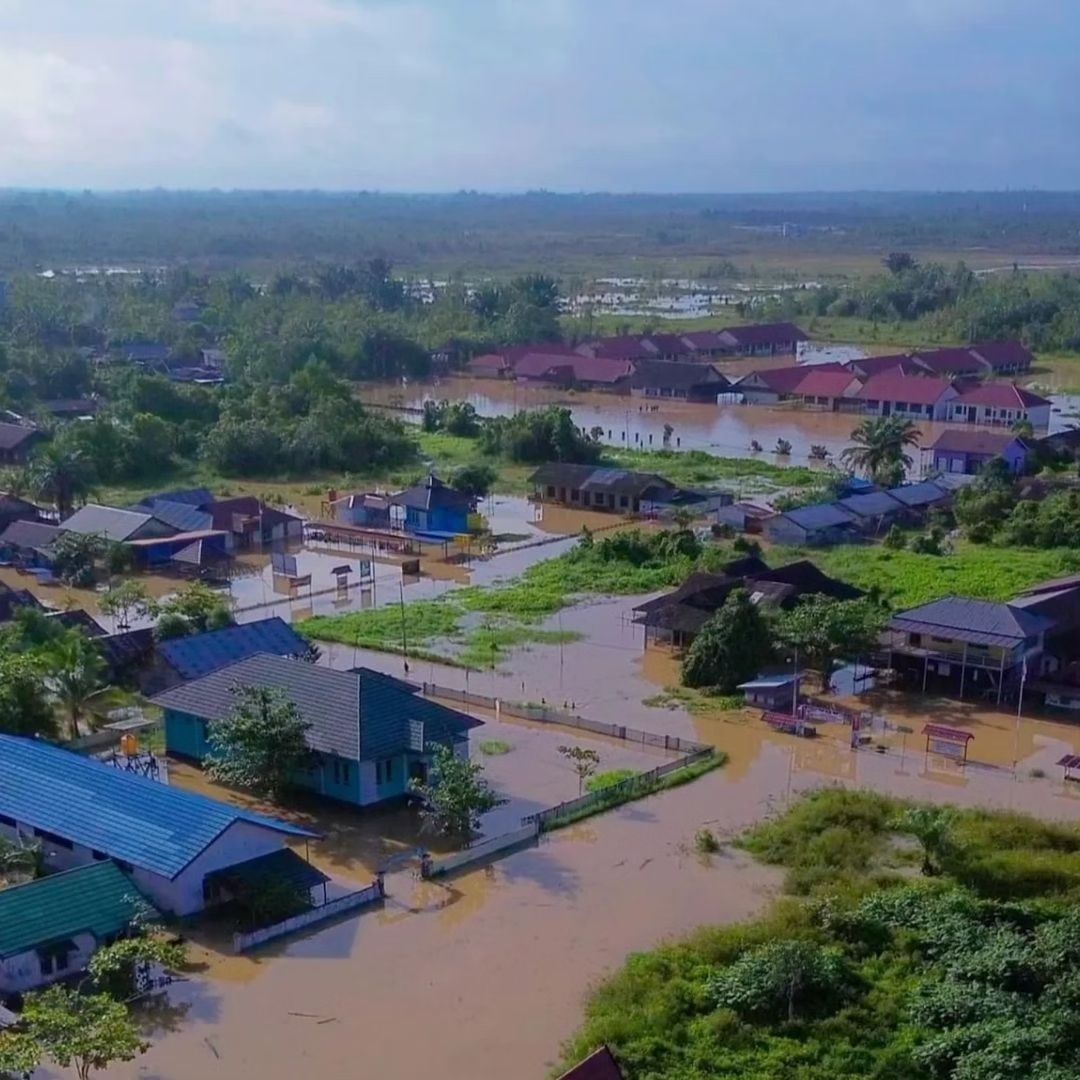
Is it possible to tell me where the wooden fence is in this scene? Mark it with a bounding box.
[420,683,711,756]
[232,880,384,954]
[423,822,540,878]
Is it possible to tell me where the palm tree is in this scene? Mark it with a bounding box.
[30,443,95,518]
[46,636,109,740]
[841,416,921,487]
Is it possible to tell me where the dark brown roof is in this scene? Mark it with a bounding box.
[719,322,808,347]
[557,1046,625,1080]
[630,360,727,392]
[0,423,40,451]
[929,429,1027,455]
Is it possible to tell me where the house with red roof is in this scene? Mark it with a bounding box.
[575,336,659,362]
[734,363,846,404]
[716,322,808,357]
[855,372,959,420]
[789,368,865,410]
[846,353,926,377]
[467,352,514,378]
[947,382,1052,432]
[969,341,1034,375]
[911,347,992,378]
[515,351,634,390]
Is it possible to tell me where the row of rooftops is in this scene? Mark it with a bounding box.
[737,354,1050,411]
[469,322,809,382]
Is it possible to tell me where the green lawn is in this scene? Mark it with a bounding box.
[784,539,1080,609]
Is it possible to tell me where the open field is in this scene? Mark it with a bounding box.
[788,540,1080,609]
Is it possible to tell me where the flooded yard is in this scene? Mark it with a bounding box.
[51,587,1080,1080]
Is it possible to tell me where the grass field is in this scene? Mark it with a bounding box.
[784,539,1080,608]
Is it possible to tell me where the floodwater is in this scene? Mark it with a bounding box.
[362,375,1079,468]
[360,377,942,466]
[52,590,1080,1080]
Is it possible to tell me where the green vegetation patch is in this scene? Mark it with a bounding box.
[478,739,513,756]
[585,768,638,793]
[788,540,1080,608]
[560,788,1080,1080]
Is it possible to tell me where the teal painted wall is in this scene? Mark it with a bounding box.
[164,710,209,759]
[164,709,364,805]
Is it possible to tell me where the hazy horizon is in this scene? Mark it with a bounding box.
[3,0,1078,192]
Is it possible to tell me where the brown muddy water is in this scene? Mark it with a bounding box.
[359,376,1080,465]
[60,590,1080,1080]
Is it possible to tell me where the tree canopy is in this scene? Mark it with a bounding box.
[682,588,773,692]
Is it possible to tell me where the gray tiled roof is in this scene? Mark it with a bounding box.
[0,519,62,551]
[153,654,480,761]
[890,597,1055,647]
[61,504,163,542]
[153,654,362,758]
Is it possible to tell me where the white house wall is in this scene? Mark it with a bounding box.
[151,820,294,917]
[0,818,292,919]
[0,932,97,995]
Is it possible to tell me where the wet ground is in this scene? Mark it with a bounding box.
[63,586,1080,1080]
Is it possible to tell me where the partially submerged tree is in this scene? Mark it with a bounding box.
[206,686,314,800]
[411,744,506,838]
[48,530,107,587]
[451,462,496,499]
[841,416,921,487]
[20,986,147,1080]
[558,744,601,795]
[777,595,886,692]
[156,581,233,637]
[99,579,155,631]
[87,931,186,1000]
[682,588,773,692]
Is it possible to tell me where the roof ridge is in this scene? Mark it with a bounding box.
[0,858,123,896]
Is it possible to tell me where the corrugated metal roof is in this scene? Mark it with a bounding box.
[780,504,858,530]
[0,423,40,451]
[0,734,314,880]
[61,504,162,542]
[890,597,1055,647]
[158,618,312,680]
[0,861,156,959]
[885,480,952,507]
[835,491,905,518]
[138,499,214,533]
[557,1046,625,1080]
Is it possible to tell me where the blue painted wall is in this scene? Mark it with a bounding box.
[404,505,468,535]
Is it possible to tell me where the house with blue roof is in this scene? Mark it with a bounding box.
[762,503,861,547]
[389,474,475,536]
[154,655,482,806]
[0,734,316,917]
[149,616,314,692]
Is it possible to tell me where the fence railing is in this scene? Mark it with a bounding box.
[423,822,539,878]
[232,880,384,954]
[420,683,711,756]
[521,747,714,831]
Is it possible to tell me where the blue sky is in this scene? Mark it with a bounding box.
[1,0,1076,191]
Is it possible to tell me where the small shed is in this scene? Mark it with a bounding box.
[762,503,859,547]
[738,674,800,711]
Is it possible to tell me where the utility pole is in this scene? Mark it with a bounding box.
[399,581,409,673]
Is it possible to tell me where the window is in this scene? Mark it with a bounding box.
[931,636,952,645]
[332,758,341,784]
[546,485,555,498]
[37,944,72,977]
[376,758,395,785]
[619,495,629,508]
[341,760,350,785]
[909,632,923,646]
